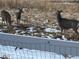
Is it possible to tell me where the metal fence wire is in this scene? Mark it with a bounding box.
[0,33,79,59]
[0,0,79,59]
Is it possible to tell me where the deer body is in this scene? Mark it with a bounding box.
[16,8,23,25]
[1,10,11,26]
[57,10,79,34]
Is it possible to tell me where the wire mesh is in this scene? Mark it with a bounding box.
[0,0,79,59]
[0,34,79,59]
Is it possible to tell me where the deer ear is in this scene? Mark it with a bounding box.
[57,10,62,12]
[59,10,63,12]
[60,10,63,12]
[20,8,23,10]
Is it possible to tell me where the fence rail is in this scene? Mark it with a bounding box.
[0,32,79,59]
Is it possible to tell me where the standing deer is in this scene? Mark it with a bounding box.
[56,10,79,34]
[1,10,12,26]
[16,8,23,25]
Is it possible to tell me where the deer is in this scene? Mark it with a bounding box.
[56,10,79,35]
[16,8,23,25]
[1,10,12,26]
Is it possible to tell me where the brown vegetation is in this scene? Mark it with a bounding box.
[64,30,79,41]
[0,0,79,12]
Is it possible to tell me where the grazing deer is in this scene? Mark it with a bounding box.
[16,8,23,25]
[1,10,12,26]
[56,10,79,34]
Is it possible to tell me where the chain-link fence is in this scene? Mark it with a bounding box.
[0,0,79,59]
[0,33,79,59]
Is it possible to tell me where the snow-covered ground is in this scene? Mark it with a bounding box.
[0,26,62,38]
[0,45,78,59]
[0,27,78,59]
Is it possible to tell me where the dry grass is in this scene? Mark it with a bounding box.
[0,0,79,12]
[63,29,79,41]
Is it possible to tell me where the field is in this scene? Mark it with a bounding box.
[0,0,79,12]
[0,0,79,40]
[0,0,79,59]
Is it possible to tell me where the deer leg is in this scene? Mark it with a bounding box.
[19,20,20,24]
[73,28,79,34]
[3,21,5,26]
[61,29,63,35]
[2,19,4,26]
[2,20,3,26]
[18,19,20,25]
[7,22,9,27]
[5,21,6,26]
[17,19,20,25]
[7,20,10,26]
[17,19,18,25]
[6,20,7,26]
